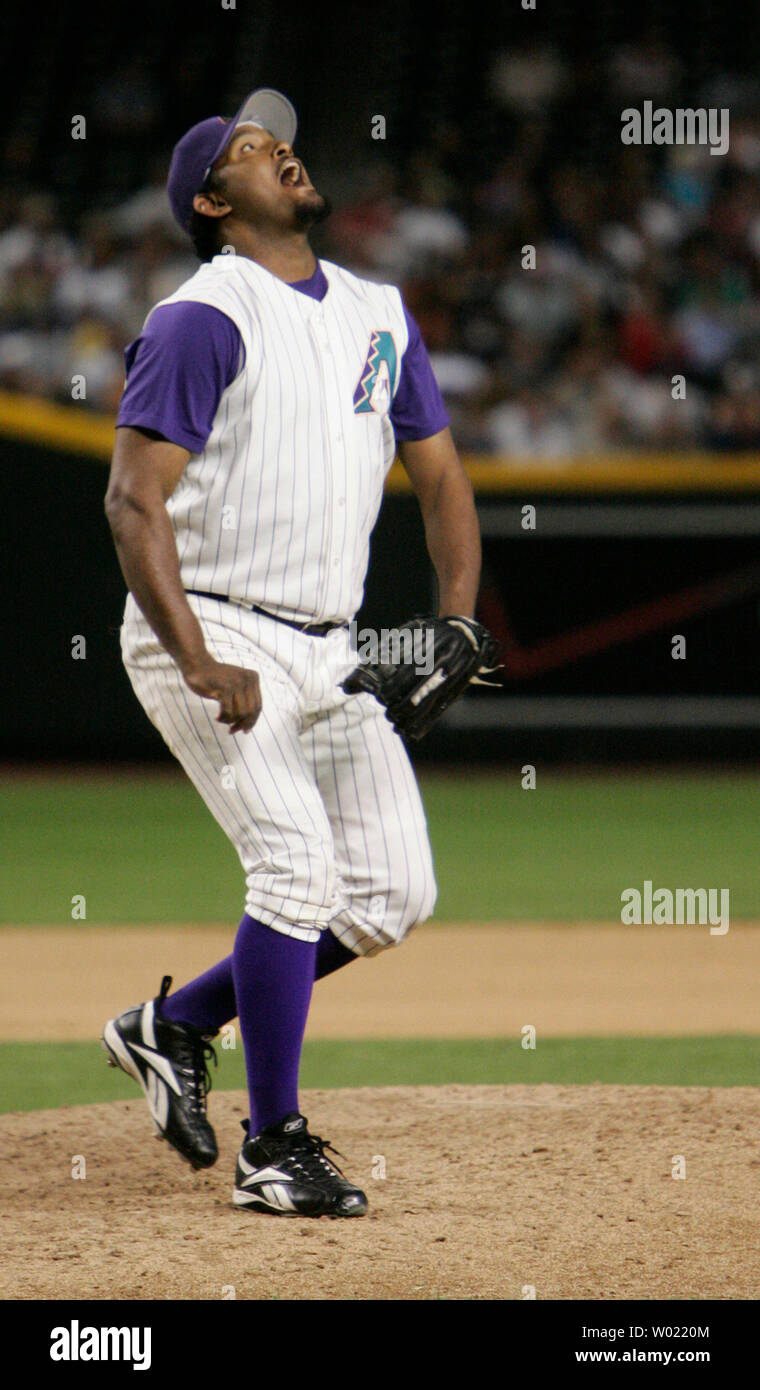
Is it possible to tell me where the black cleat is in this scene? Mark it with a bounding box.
[232,1112,368,1217]
[102,975,219,1170]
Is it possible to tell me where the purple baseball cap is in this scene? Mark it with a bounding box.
[167,87,298,231]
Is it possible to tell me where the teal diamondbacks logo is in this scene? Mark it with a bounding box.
[353,330,397,414]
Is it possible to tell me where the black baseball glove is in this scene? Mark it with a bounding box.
[340,614,501,741]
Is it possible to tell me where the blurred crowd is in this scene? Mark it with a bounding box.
[4,32,760,456]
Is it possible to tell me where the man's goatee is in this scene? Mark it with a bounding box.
[294,193,332,230]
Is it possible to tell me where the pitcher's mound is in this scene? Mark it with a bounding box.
[2,1084,758,1300]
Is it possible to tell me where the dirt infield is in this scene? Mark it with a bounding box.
[4,921,759,1300]
[2,1084,759,1301]
[3,920,760,1040]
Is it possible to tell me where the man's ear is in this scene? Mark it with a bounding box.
[192,190,232,219]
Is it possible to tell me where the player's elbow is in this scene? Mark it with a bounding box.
[104,477,121,518]
[104,482,130,529]
[104,482,151,533]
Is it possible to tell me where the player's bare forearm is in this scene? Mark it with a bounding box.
[105,428,207,672]
[424,469,481,617]
[397,427,481,618]
[105,426,262,732]
[107,495,207,671]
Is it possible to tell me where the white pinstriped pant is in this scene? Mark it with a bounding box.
[120,592,438,954]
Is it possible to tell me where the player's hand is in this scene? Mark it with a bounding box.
[181,654,262,734]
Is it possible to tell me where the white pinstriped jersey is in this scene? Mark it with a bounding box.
[149,254,410,624]
[118,255,442,950]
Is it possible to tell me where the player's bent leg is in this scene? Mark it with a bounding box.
[307,691,438,958]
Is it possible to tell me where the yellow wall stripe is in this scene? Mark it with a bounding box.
[2,389,760,492]
[0,390,115,459]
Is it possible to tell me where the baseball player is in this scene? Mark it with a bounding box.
[102,87,492,1218]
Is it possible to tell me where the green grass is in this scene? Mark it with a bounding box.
[2,769,759,923]
[1,1036,758,1112]
[428,771,760,921]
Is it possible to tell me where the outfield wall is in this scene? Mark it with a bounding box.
[4,391,760,762]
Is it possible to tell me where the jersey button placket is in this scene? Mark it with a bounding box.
[310,307,339,614]
[318,314,351,615]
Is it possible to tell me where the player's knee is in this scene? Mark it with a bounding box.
[364,856,437,952]
[405,860,437,932]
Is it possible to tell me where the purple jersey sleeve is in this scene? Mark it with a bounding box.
[390,304,450,442]
[116,301,244,453]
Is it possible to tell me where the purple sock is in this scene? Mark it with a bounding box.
[315,931,357,979]
[233,913,316,1134]
[157,931,356,1032]
[158,956,236,1032]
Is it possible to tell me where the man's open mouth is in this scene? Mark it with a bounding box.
[279,158,304,187]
